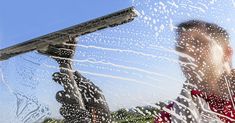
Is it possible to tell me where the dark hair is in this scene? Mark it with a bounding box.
[176,20,230,50]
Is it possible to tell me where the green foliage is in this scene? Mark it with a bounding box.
[111,106,161,123]
[42,105,162,123]
[42,118,64,123]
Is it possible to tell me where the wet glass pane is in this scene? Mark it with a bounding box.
[1,0,235,122]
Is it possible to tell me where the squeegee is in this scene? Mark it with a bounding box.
[0,7,138,109]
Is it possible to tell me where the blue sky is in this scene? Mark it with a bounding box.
[0,0,132,48]
[2,0,235,122]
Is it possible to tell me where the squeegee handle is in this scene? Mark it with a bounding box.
[59,62,86,109]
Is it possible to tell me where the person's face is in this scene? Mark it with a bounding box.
[176,30,230,82]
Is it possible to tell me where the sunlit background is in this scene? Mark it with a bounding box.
[1,0,235,122]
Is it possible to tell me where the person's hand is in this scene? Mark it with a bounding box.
[55,90,92,123]
[53,71,112,122]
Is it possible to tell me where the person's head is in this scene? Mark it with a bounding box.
[175,20,232,83]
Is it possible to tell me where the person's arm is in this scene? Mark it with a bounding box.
[41,37,112,122]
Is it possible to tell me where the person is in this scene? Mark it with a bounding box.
[155,20,235,122]
[42,37,113,123]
